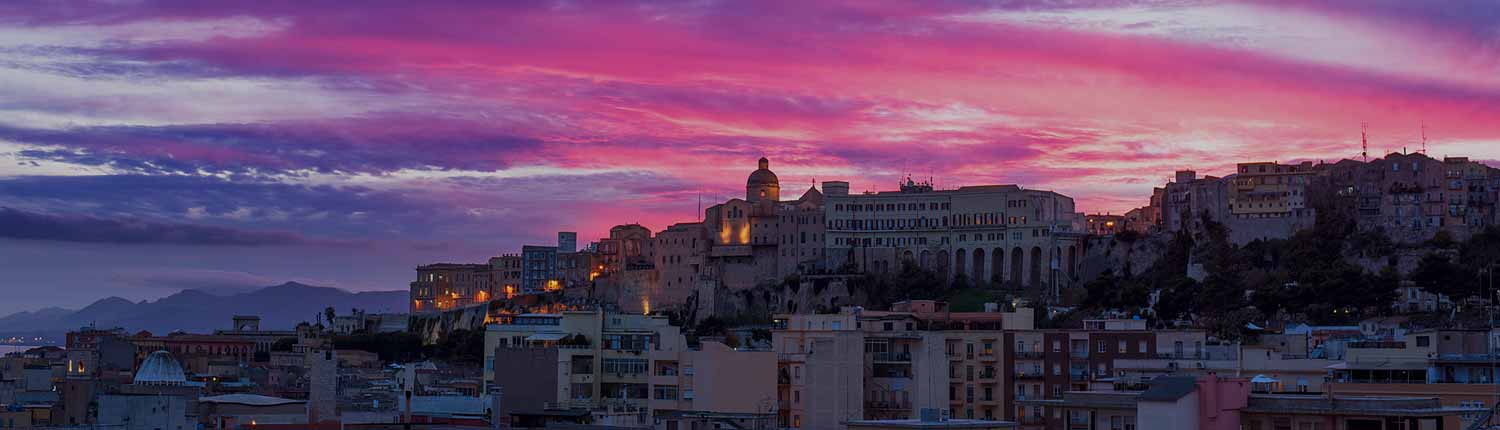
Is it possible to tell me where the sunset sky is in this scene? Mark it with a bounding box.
[2,0,1498,314]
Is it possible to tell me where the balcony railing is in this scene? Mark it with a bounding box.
[1014,369,1045,379]
[1014,351,1045,359]
[1153,352,1204,360]
[864,400,912,411]
[872,352,912,362]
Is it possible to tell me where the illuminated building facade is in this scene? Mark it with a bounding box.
[410,263,495,314]
[698,157,827,291]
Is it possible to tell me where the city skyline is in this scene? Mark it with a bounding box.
[3,0,1500,314]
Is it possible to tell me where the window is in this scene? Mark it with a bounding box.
[1416,336,1431,347]
[1118,340,1126,353]
[653,386,678,400]
[603,358,648,374]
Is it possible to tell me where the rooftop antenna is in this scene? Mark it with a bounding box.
[1420,121,1427,155]
[1361,122,1369,162]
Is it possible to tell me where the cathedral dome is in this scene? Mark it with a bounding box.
[133,350,186,386]
[746,157,781,202]
[746,157,779,187]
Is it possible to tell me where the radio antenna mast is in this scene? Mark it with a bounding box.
[1420,122,1427,155]
[1361,122,1369,162]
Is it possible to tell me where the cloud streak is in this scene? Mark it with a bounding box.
[0,206,309,246]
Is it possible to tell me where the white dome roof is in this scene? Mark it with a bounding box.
[133,350,186,386]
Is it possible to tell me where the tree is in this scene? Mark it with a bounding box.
[1411,253,1466,297]
[1428,230,1457,249]
[324,307,337,327]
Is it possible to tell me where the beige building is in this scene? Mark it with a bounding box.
[1327,329,1500,429]
[774,301,1035,429]
[648,341,777,427]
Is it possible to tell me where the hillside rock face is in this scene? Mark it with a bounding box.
[1078,235,1167,282]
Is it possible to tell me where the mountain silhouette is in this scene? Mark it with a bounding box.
[0,282,406,337]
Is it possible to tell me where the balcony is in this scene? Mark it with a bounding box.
[978,371,998,381]
[1014,369,1044,380]
[872,352,912,363]
[1014,351,1045,360]
[948,352,963,361]
[979,352,997,362]
[1019,415,1045,425]
[1070,350,1089,359]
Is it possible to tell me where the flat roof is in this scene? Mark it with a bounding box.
[1243,395,1485,417]
[200,393,304,406]
[845,419,1017,429]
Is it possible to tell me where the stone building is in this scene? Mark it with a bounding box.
[698,157,828,292]
[824,177,1086,290]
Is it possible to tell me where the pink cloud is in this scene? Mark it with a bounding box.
[5,0,1500,220]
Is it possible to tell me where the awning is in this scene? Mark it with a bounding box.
[525,332,569,342]
[1250,375,1279,384]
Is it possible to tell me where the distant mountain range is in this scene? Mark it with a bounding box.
[0,282,407,339]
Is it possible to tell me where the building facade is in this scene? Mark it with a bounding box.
[824,179,1086,291]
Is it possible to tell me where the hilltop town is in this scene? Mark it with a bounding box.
[6,152,1500,430]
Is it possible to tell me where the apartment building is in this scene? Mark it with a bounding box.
[772,301,1035,429]
[1005,321,1209,429]
[484,309,773,427]
[1328,329,1500,429]
[410,263,495,314]
[1028,373,1478,430]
